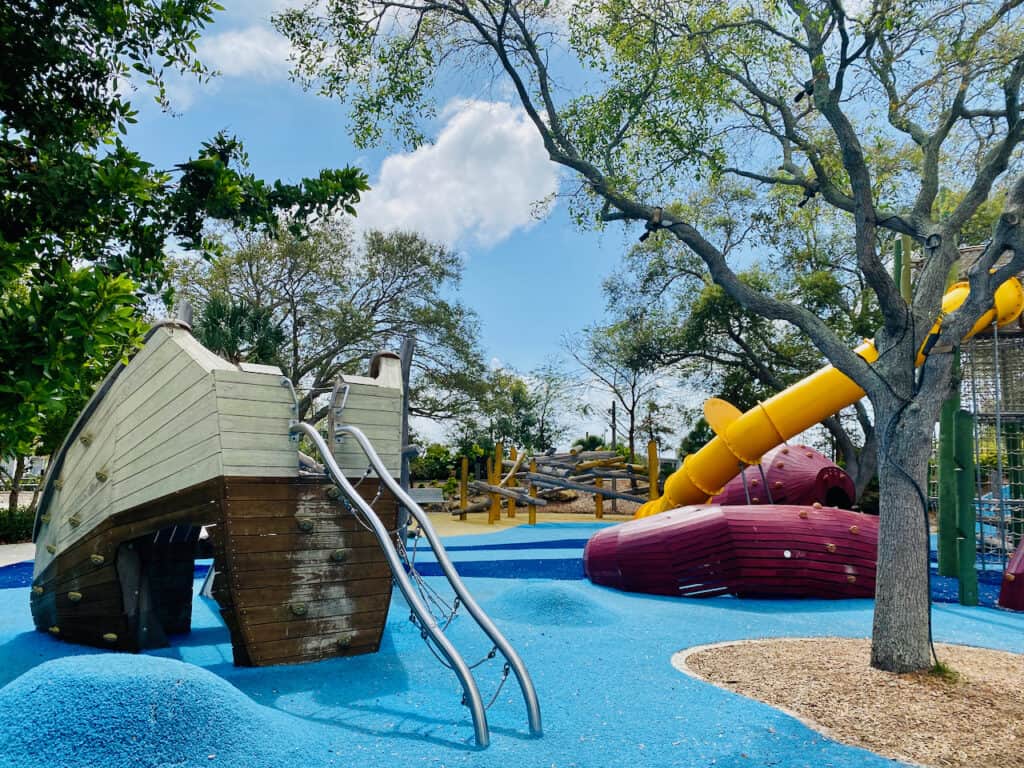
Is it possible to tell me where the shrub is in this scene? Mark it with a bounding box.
[0,507,35,544]
[410,443,456,482]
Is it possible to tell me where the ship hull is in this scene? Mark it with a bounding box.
[31,476,396,666]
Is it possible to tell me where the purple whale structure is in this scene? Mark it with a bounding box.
[584,504,878,599]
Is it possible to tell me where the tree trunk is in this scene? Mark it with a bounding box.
[8,455,24,514]
[869,395,935,673]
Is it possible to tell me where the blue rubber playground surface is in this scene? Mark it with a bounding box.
[2,521,1023,768]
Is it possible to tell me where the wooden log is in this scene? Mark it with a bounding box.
[575,457,626,471]
[499,447,528,487]
[518,472,647,503]
[451,499,491,516]
[469,481,548,505]
[569,469,640,481]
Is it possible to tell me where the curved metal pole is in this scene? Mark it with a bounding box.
[337,424,543,737]
[290,423,490,748]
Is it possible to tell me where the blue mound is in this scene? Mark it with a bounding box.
[484,581,617,626]
[0,655,312,768]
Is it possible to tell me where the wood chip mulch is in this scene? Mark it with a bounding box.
[681,637,1024,768]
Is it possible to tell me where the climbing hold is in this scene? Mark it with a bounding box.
[846,575,856,584]
[798,510,809,519]
[751,479,759,487]
[53,478,63,490]
[781,448,790,455]
[776,462,785,469]
[849,525,859,534]
[45,544,56,554]
[31,586,43,596]
[825,543,837,553]
[296,518,314,533]
[326,486,342,500]
[1006,573,1016,582]
[90,554,105,566]
[290,603,309,617]
[95,469,108,482]
[337,633,354,649]
[79,433,93,447]
[812,502,822,508]
[805,452,813,458]
[48,626,60,635]
[68,514,81,527]
[103,633,119,643]
[773,481,783,488]
[67,591,82,603]
[40,513,51,524]
[751,497,760,503]
[330,549,347,563]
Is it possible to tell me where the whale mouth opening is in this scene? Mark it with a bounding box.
[824,486,853,509]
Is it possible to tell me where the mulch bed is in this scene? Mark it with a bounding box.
[680,637,1024,768]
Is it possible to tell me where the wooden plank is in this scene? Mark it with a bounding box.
[225,515,379,536]
[247,628,384,665]
[114,453,222,513]
[209,368,283,386]
[238,610,389,645]
[216,397,293,419]
[226,530,383,553]
[237,592,392,626]
[115,363,210,446]
[219,413,297,435]
[226,561,392,590]
[113,406,221,483]
[115,337,190,412]
[333,407,401,427]
[113,435,222,499]
[222,449,297,471]
[227,545,392,572]
[231,576,391,609]
[219,432,297,451]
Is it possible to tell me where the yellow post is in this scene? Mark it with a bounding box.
[490,443,503,524]
[528,459,538,526]
[595,477,604,519]
[459,456,469,520]
[508,447,518,518]
[647,440,658,501]
[486,456,497,524]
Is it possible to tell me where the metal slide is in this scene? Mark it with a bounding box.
[291,422,542,748]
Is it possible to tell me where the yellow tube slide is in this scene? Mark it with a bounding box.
[636,278,1024,519]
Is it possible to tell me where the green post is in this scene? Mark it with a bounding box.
[955,409,978,606]
[937,387,959,576]
[1007,423,1024,549]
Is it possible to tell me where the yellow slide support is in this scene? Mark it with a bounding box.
[636,278,1024,519]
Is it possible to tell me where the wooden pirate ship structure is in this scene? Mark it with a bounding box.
[28,316,542,747]
[29,319,405,666]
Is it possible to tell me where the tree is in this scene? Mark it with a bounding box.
[526,361,574,451]
[194,295,286,366]
[280,1,1024,672]
[606,185,880,496]
[0,2,366,469]
[567,320,673,461]
[174,225,487,422]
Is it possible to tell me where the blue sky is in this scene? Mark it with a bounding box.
[126,2,676,444]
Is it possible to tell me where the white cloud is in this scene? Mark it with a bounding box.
[198,25,292,81]
[355,100,559,248]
